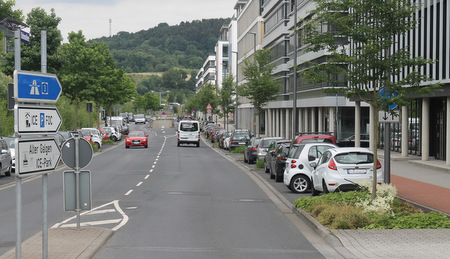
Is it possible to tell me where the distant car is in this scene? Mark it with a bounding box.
[229,131,251,151]
[177,120,200,147]
[283,143,337,193]
[78,129,92,142]
[223,132,232,150]
[135,114,146,124]
[264,139,291,175]
[338,134,370,147]
[0,138,12,177]
[270,142,291,182]
[256,137,283,161]
[311,147,383,195]
[2,137,14,175]
[104,126,121,141]
[82,128,103,149]
[125,131,149,148]
[243,137,261,164]
[218,131,231,149]
[291,133,336,146]
[98,128,108,141]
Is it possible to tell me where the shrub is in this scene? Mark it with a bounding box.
[255,159,264,168]
[230,146,245,153]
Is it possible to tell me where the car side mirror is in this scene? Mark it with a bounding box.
[146,135,149,137]
[310,162,317,169]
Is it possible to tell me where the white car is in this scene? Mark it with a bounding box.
[284,143,337,193]
[311,147,383,195]
[82,128,103,148]
[135,114,146,124]
[105,127,122,141]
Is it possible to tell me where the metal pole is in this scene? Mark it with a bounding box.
[75,136,81,230]
[384,123,391,183]
[41,29,48,259]
[293,0,298,137]
[15,29,22,259]
[248,32,257,136]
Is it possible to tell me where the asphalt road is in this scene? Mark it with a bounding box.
[0,123,332,258]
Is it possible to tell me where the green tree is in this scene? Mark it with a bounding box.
[59,31,92,129]
[239,48,281,137]
[185,83,218,120]
[218,74,236,130]
[143,92,159,111]
[0,0,23,21]
[300,0,438,199]
[2,7,62,76]
[0,73,13,136]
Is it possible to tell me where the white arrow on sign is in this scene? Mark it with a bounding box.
[16,137,61,176]
[15,105,62,134]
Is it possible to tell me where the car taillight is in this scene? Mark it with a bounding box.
[377,159,382,169]
[328,158,337,170]
[250,147,257,151]
[292,160,297,164]
[290,164,296,168]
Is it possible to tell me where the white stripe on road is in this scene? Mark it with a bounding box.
[125,189,133,196]
[60,219,122,228]
[136,182,143,187]
[145,175,150,179]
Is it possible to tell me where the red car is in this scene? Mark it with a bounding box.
[77,129,92,143]
[98,128,108,141]
[125,131,148,148]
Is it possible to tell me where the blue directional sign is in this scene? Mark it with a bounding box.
[14,70,62,103]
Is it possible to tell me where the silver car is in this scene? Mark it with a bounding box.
[0,138,12,177]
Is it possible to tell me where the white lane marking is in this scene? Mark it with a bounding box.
[112,200,129,231]
[149,169,153,173]
[85,209,116,215]
[136,182,143,187]
[125,189,133,196]
[154,161,157,165]
[60,219,122,228]
[155,158,159,161]
[145,175,150,179]
[152,165,156,168]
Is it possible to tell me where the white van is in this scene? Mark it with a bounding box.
[177,120,200,147]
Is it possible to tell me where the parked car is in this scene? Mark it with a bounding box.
[270,142,291,182]
[229,131,251,151]
[291,133,337,146]
[104,126,121,141]
[135,114,146,124]
[177,120,200,147]
[77,129,92,142]
[264,139,291,175]
[125,131,149,148]
[218,131,231,149]
[223,132,232,150]
[211,127,225,143]
[311,147,383,195]
[2,137,14,174]
[256,137,283,161]
[98,128,108,141]
[243,137,261,164]
[283,143,337,193]
[82,128,103,149]
[338,134,370,147]
[0,137,12,177]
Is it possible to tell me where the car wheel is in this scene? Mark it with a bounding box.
[5,165,11,176]
[275,170,283,182]
[270,167,275,179]
[96,143,101,149]
[197,142,200,147]
[290,175,310,193]
[125,145,129,148]
[322,180,330,194]
[177,142,180,147]
[112,136,117,141]
[244,154,248,163]
[145,145,148,148]
[311,179,320,196]
[264,164,270,174]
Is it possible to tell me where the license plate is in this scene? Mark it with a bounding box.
[239,142,245,145]
[347,169,367,174]
[133,141,140,144]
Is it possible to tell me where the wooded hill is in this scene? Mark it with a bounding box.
[93,18,231,73]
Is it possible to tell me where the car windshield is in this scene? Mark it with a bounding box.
[300,138,333,144]
[261,139,277,148]
[288,145,305,158]
[6,139,14,148]
[79,130,90,137]
[334,152,374,164]
[180,122,198,131]
[129,132,145,137]
[136,114,145,118]
[233,134,249,140]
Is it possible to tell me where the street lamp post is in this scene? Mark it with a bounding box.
[247,31,257,136]
[152,90,169,107]
[232,51,239,129]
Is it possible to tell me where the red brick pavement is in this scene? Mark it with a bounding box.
[392,174,450,214]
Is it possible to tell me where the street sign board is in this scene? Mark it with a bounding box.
[61,137,93,169]
[20,30,30,44]
[14,70,62,103]
[15,105,62,134]
[16,137,61,176]
[63,170,92,211]
[379,110,400,123]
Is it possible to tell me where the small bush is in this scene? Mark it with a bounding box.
[230,146,245,153]
[255,159,264,168]
[103,139,115,145]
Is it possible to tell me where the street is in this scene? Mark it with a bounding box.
[0,123,334,258]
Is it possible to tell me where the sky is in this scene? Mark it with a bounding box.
[14,0,236,41]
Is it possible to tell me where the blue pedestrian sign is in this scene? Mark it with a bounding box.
[14,70,62,103]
